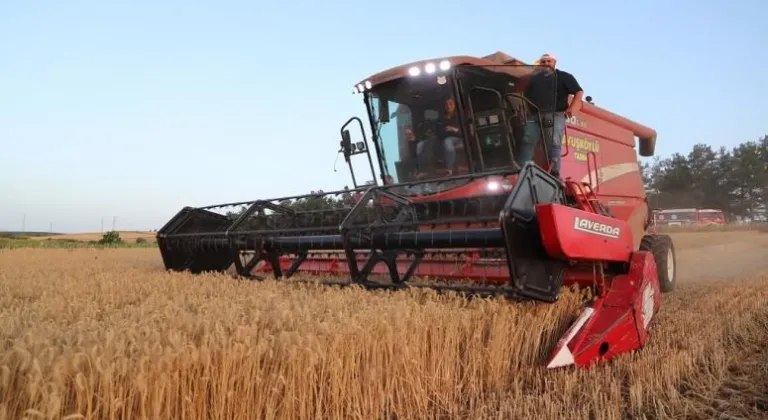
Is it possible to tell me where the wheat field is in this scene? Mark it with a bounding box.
[2,231,768,419]
[24,231,157,243]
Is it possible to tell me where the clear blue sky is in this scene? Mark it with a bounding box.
[2,0,766,233]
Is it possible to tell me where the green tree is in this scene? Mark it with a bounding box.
[730,141,765,217]
[646,134,767,220]
[647,153,696,209]
[99,231,122,244]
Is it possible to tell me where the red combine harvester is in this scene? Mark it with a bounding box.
[157,51,677,369]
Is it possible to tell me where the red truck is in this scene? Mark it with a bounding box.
[654,208,727,227]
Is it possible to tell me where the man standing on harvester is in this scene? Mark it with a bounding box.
[516,53,584,178]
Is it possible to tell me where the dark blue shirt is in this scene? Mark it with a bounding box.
[525,68,582,113]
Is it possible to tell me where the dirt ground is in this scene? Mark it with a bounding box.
[669,230,768,282]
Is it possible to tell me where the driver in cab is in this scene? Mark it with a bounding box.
[408,97,463,178]
[440,97,461,175]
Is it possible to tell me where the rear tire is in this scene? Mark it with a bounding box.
[640,234,676,293]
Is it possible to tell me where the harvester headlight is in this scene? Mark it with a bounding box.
[424,62,436,74]
[356,83,364,92]
[487,181,500,191]
[364,80,372,89]
[439,60,451,71]
[408,66,421,76]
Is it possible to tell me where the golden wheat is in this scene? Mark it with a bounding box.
[1,247,767,420]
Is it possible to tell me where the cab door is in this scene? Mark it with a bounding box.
[454,66,516,171]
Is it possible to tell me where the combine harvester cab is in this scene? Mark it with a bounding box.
[157,52,677,369]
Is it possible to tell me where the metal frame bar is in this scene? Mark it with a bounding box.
[158,162,572,303]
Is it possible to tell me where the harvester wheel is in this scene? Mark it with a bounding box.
[640,234,676,293]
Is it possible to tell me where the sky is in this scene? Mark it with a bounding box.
[1,0,766,233]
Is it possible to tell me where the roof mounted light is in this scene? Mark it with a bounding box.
[409,60,451,77]
[355,58,453,91]
[352,80,374,94]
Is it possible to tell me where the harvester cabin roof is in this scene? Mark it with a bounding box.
[353,50,659,157]
[354,51,531,88]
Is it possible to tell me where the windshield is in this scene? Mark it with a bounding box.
[368,74,467,187]
[364,64,557,194]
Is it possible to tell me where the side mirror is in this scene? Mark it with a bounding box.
[340,129,353,162]
[378,98,390,123]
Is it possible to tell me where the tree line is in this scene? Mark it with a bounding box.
[641,135,767,219]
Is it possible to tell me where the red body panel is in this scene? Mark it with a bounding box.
[537,204,634,262]
[558,117,648,232]
[258,252,615,291]
[546,251,661,368]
